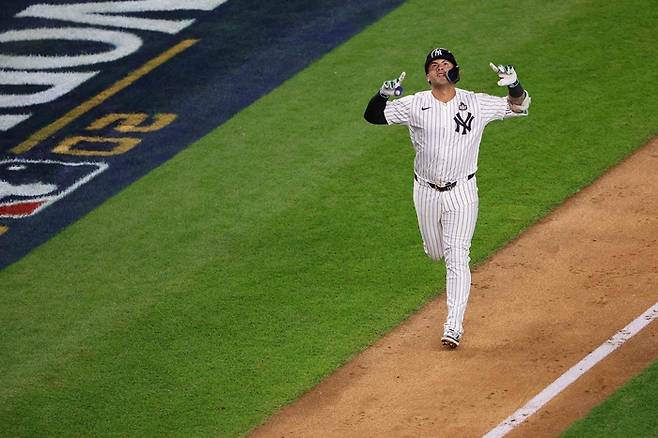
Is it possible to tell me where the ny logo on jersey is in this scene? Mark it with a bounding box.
[454,112,474,135]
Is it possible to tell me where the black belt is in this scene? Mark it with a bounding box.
[414,173,475,192]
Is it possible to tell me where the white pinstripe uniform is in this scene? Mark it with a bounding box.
[384,89,525,337]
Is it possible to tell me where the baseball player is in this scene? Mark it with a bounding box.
[363,48,531,348]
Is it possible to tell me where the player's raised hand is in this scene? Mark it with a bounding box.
[379,71,406,97]
[489,62,518,87]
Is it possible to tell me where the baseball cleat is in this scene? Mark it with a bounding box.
[441,331,461,349]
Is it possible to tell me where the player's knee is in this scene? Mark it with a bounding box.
[444,245,470,268]
[424,245,443,261]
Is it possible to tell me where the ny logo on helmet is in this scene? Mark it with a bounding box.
[453,112,474,135]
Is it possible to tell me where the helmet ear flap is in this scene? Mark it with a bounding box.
[447,66,460,83]
[427,66,459,84]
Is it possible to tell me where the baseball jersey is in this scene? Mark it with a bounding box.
[384,89,525,184]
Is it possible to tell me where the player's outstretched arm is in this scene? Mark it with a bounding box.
[364,72,405,125]
[489,62,531,113]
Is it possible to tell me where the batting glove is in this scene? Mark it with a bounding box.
[489,62,519,87]
[379,71,406,98]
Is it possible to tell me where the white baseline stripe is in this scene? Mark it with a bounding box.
[483,301,658,438]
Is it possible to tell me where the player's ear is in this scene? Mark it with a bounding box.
[426,74,431,84]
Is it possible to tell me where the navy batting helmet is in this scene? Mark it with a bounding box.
[424,48,460,83]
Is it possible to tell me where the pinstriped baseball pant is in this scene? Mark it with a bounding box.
[413,176,479,336]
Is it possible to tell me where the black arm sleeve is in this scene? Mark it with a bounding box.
[363,93,388,125]
[508,81,525,98]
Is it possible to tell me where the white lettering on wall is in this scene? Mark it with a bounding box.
[0,28,142,70]
[0,0,231,131]
[0,114,31,131]
[17,0,230,34]
[0,70,98,107]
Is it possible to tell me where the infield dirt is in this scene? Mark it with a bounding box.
[250,138,658,437]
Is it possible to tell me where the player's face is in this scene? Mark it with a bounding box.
[427,58,454,85]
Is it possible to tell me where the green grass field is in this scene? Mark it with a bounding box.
[561,360,658,438]
[1,0,657,436]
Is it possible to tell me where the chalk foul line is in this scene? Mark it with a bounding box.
[483,301,658,438]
